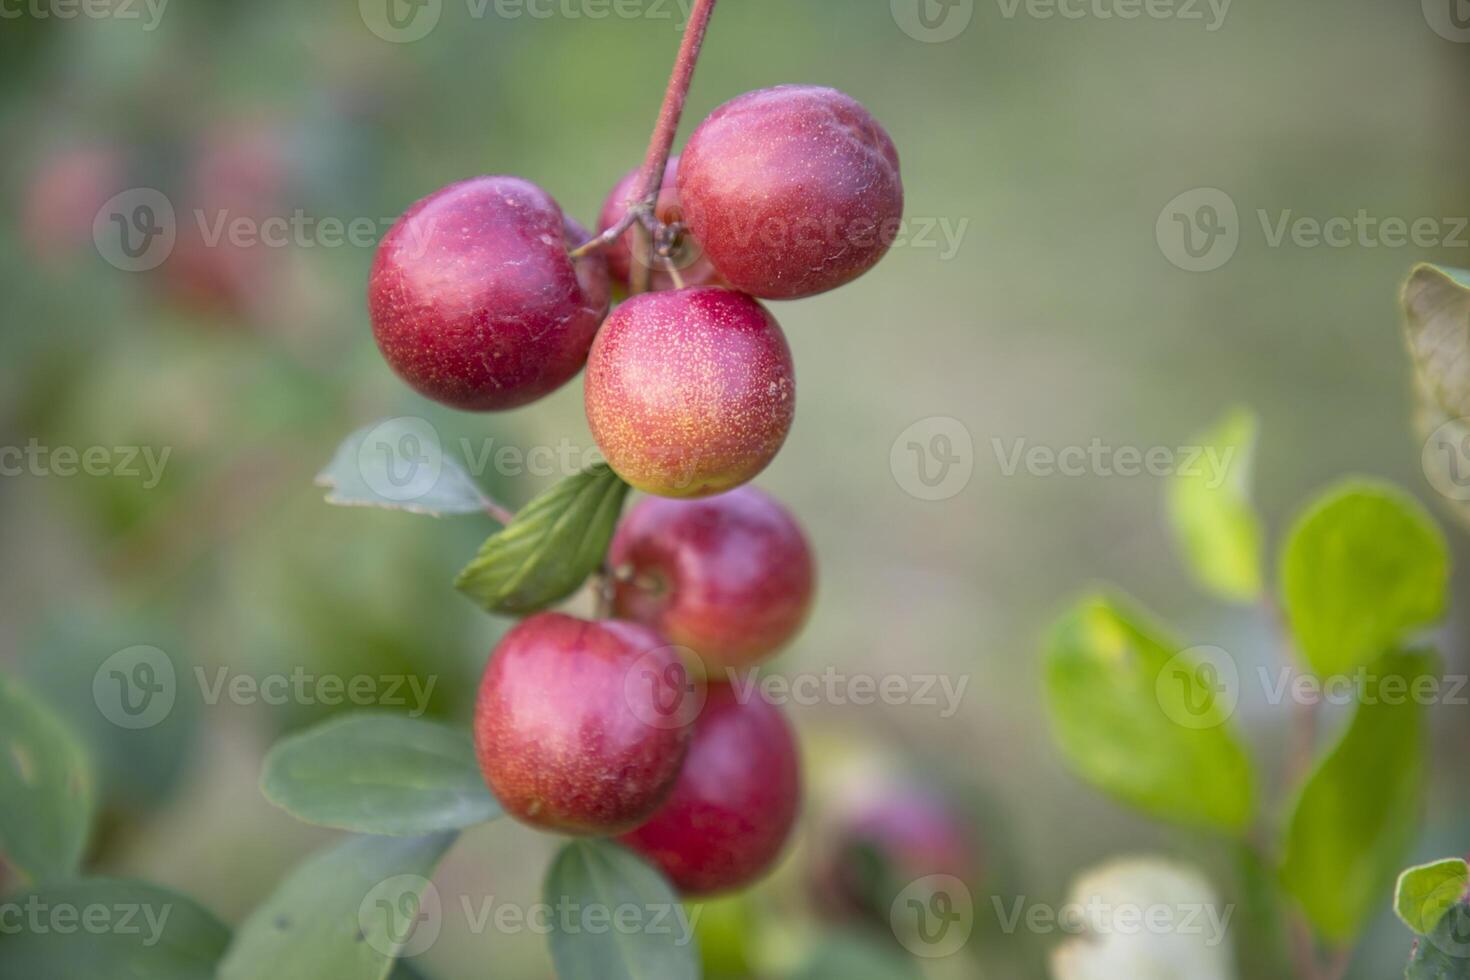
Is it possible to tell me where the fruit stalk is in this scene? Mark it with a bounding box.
[569,0,718,286]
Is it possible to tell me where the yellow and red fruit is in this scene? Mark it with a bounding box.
[584,286,795,498]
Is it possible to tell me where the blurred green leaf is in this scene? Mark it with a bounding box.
[1165,407,1264,603]
[0,673,94,882]
[261,714,499,835]
[544,840,698,980]
[1280,649,1435,943]
[0,878,230,979]
[456,464,629,615]
[1279,482,1448,677]
[23,613,197,812]
[1406,901,1470,979]
[1402,264,1470,419]
[1043,594,1255,835]
[317,419,493,517]
[1396,858,1469,936]
[218,832,456,980]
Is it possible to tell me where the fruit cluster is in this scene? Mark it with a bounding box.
[369,78,901,896]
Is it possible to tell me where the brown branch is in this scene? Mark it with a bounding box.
[573,0,717,293]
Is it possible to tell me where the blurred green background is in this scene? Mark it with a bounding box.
[2,1,1468,977]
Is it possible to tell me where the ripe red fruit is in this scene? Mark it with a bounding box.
[678,85,904,300]
[370,176,611,411]
[596,156,721,292]
[584,286,795,498]
[474,613,698,835]
[619,685,800,896]
[609,486,815,672]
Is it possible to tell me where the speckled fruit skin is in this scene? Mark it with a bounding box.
[678,85,904,300]
[618,685,800,896]
[474,613,697,835]
[597,156,722,293]
[609,486,815,672]
[584,287,795,498]
[370,176,611,411]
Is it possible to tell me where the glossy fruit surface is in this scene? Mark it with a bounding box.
[596,156,721,292]
[618,685,800,895]
[584,286,795,498]
[474,613,697,835]
[678,85,903,300]
[370,176,610,411]
[609,486,815,671]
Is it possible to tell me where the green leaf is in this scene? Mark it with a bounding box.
[23,613,198,812]
[1402,264,1470,419]
[1165,407,1264,603]
[1043,594,1255,835]
[456,464,630,615]
[317,418,493,517]
[0,674,95,882]
[1280,649,1436,943]
[0,878,231,979]
[1279,482,1448,677]
[1397,859,1470,935]
[544,839,699,980]
[218,832,456,980]
[261,714,500,836]
[1406,901,1470,979]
